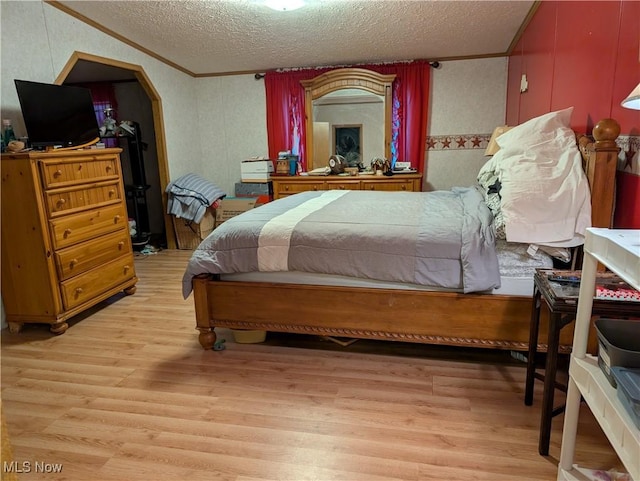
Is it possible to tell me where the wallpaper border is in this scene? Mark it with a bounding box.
[425,133,492,151]
[617,135,639,175]
[425,133,639,175]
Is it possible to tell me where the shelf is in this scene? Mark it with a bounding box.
[569,356,639,480]
[558,228,640,481]
[558,465,631,481]
[584,228,640,291]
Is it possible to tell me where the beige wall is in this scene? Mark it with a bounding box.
[1,1,508,195]
[0,1,267,197]
[0,1,508,329]
[193,74,268,194]
[1,2,199,179]
[426,57,508,191]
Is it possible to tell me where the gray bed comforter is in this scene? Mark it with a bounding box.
[182,187,500,298]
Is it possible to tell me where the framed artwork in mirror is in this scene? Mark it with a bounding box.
[334,125,362,167]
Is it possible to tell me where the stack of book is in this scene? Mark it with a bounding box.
[544,270,640,302]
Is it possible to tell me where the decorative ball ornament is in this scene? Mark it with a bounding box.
[328,155,345,174]
[592,118,620,149]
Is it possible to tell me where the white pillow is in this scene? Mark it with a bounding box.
[492,107,591,247]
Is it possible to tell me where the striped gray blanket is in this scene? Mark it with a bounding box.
[182,188,500,298]
[166,173,226,223]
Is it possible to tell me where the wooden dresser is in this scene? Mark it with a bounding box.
[1,148,138,334]
[271,173,422,199]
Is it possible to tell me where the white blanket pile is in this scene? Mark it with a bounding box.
[478,107,591,248]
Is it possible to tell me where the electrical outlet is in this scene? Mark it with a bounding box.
[520,74,529,93]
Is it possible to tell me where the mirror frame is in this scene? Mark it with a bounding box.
[302,68,396,170]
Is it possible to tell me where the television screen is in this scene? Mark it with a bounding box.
[14,79,100,149]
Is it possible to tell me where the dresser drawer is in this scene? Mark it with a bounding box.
[362,180,414,191]
[39,155,120,189]
[55,229,132,281]
[277,181,325,195]
[60,255,135,310]
[45,180,122,217]
[325,180,360,191]
[50,204,127,250]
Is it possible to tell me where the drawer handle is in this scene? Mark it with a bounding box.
[69,258,78,267]
[106,165,112,172]
[114,215,121,223]
[75,287,83,296]
[53,169,62,178]
[313,186,318,191]
[401,185,407,191]
[339,186,345,190]
[108,189,116,197]
[123,265,130,273]
[63,228,72,238]
[285,186,289,191]
[56,198,66,207]
[369,186,375,190]
[118,241,125,249]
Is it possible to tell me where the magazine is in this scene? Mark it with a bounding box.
[541,269,639,302]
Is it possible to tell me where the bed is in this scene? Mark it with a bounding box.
[185,111,621,352]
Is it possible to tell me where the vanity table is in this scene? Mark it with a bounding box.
[271,173,422,199]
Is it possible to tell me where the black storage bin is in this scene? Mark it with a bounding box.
[595,318,640,387]
[611,367,640,429]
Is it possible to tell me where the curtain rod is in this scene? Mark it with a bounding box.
[254,62,441,80]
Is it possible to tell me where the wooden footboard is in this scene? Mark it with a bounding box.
[193,275,583,352]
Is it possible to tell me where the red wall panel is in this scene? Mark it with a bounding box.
[506,36,523,125]
[517,1,556,122]
[551,2,619,132]
[507,0,640,228]
[614,172,640,228]
[612,0,640,135]
[509,0,638,134]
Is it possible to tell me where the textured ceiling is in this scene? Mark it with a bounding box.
[55,0,535,77]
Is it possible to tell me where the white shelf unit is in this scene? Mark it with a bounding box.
[557,228,640,481]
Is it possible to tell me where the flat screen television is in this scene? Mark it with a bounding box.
[14,79,100,149]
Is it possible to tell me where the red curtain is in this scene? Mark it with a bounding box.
[76,82,119,147]
[265,70,309,167]
[265,61,430,172]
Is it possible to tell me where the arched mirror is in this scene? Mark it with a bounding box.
[302,68,395,171]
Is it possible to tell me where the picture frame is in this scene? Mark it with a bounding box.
[333,124,362,167]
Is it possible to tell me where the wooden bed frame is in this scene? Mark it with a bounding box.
[192,118,621,352]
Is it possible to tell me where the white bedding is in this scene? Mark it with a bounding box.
[478,107,591,248]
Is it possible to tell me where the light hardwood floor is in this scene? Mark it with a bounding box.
[1,249,623,481]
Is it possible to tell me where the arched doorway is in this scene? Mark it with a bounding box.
[56,51,176,249]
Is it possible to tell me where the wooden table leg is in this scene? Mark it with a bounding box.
[525,286,542,406]
[538,311,561,456]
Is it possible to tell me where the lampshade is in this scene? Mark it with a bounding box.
[484,125,513,156]
[621,82,640,110]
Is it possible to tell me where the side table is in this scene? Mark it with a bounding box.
[524,268,640,456]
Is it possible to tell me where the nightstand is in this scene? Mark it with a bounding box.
[524,268,640,456]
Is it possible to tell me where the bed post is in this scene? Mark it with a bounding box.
[580,118,620,229]
[193,275,216,350]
